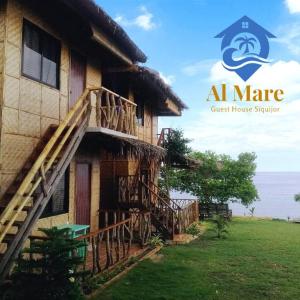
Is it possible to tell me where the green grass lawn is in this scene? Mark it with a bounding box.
[92,218,300,300]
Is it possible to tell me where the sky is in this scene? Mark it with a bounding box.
[97,0,300,172]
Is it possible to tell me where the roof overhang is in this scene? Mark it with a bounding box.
[90,24,133,66]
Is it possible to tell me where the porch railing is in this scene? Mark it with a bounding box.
[173,199,199,232]
[77,217,132,274]
[118,175,151,209]
[99,209,151,247]
[94,87,137,136]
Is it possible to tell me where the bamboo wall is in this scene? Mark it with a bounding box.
[0,0,70,200]
[0,0,160,234]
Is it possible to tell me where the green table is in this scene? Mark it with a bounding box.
[58,224,90,258]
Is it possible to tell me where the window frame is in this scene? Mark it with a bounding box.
[40,170,69,219]
[21,19,61,90]
[135,96,145,127]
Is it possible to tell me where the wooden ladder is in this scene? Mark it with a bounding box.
[0,87,99,280]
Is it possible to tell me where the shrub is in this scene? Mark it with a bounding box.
[148,235,164,248]
[6,227,87,300]
[185,222,202,237]
[249,207,255,217]
[211,214,229,239]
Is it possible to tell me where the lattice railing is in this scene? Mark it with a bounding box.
[95,87,137,136]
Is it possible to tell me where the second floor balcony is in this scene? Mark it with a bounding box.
[87,87,138,138]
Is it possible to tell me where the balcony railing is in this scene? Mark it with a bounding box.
[93,87,137,136]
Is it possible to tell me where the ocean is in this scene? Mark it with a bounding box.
[171,172,300,220]
[231,172,300,220]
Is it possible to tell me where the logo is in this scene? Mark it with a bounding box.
[215,16,276,81]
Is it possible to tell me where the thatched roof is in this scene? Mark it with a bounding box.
[170,153,203,170]
[84,131,165,161]
[135,66,188,110]
[59,0,147,63]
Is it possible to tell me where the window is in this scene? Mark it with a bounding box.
[40,171,69,218]
[22,20,60,88]
[135,96,145,126]
[242,21,249,29]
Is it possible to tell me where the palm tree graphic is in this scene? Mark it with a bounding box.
[235,35,256,54]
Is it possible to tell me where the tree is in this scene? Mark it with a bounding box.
[235,35,256,54]
[6,227,86,300]
[170,151,258,206]
[211,214,229,239]
[295,194,300,202]
[159,129,191,195]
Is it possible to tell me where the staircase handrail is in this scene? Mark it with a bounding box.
[0,87,100,244]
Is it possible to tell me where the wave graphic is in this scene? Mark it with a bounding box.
[222,48,271,71]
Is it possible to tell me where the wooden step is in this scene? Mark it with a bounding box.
[0,205,32,214]
[3,233,16,245]
[3,220,23,229]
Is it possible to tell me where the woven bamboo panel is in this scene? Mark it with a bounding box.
[60,69,68,97]
[6,0,22,47]
[4,75,19,109]
[0,171,17,198]
[1,134,37,171]
[90,159,100,230]
[61,44,69,72]
[41,86,59,119]
[137,126,144,141]
[33,213,69,235]
[86,61,101,89]
[20,78,41,114]
[19,111,40,137]
[5,42,20,78]
[60,95,68,120]
[0,1,5,42]
[0,41,4,71]
[2,106,18,134]
[68,160,76,224]
[41,116,59,137]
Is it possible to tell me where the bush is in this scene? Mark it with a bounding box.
[211,214,229,239]
[185,222,202,237]
[6,227,87,300]
[148,235,164,248]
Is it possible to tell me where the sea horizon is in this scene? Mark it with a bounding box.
[172,171,300,220]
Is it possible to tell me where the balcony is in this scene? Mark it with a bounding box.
[87,86,137,138]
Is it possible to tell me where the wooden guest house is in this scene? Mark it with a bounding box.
[0,0,199,279]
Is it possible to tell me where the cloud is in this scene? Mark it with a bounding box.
[115,6,157,31]
[210,60,300,99]
[285,0,300,13]
[182,59,217,76]
[276,22,300,55]
[181,60,300,161]
[159,72,175,85]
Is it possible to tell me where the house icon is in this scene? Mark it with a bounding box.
[214,16,276,81]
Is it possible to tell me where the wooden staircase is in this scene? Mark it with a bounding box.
[117,174,182,239]
[0,87,98,280]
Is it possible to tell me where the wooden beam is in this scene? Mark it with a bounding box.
[165,99,181,116]
[90,24,133,66]
[102,65,138,73]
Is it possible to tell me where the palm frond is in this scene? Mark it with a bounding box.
[235,37,245,43]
